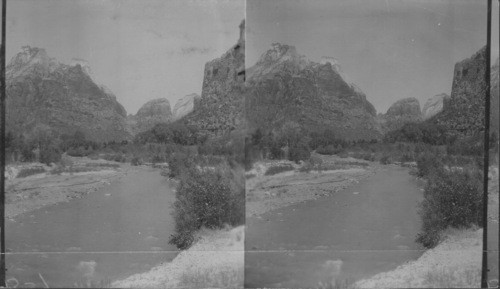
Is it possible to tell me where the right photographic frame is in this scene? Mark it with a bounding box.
[244,0,499,288]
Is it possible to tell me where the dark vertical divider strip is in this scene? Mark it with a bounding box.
[482,0,492,288]
[0,0,6,287]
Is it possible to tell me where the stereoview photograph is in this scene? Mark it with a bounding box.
[0,0,498,288]
[2,0,244,288]
[244,0,498,288]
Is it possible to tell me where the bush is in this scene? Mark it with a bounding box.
[169,162,244,249]
[67,146,91,157]
[167,152,191,178]
[17,167,46,178]
[416,152,443,178]
[316,145,336,155]
[288,142,311,163]
[338,151,349,158]
[379,154,392,165]
[265,163,294,176]
[416,166,483,248]
[40,146,62,165]
[130,156,142,166]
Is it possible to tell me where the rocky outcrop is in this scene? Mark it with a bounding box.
[6,46,130,142]
[127,98,173,135]
[435,46,488,136]
[422,93,450,120]
[245,43,381,140]
[378,97,422,132]
[172,93,200,120]
[184,20,245,136]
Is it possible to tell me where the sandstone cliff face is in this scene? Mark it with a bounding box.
[184,20,245,136]
[422,93,450,120]
[378,97,422,132]
[172,93,201,120]
[435,46,488,136]
[6,46,130,142]
[127,98,173,135]
[245,43,380,140]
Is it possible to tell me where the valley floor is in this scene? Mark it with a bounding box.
[246,155,381,217]
[5,157,128,219]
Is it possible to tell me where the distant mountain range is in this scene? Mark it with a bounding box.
[5,29,497,144]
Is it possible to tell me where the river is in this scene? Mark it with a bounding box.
[245,165,425,288]
[5,166,178,288]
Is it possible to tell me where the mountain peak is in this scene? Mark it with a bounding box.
[70,58,92,77]
[257,43,301,64]
[9,46,50,67]
[7,46,59,79]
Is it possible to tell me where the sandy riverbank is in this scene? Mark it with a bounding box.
[246,154,381,217]
[5,157,131,219]
[111,226,244,288]
[354,228,482,288]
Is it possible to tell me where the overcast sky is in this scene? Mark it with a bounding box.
[7,0,244,115]
[247,0,498,114]
[5,0,498,115]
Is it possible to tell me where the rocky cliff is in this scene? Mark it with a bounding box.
[422,93,450,120]
[184,20,246,137]
[127,98,173,135]
[6,46,130,142]
[245,43,381,140]
[435,46,488,136]
[378,97,422,132]
[172,93,200,120]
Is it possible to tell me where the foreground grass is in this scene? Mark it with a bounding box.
[178,263,243,289]
[355,228,482,288]
[111,226,244,289]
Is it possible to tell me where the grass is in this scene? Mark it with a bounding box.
[423,267,480,288]
[264,164,295,176]
[73,277,112,288]
[317,278,358,289]
[16,167,46,178]
[177,266,243,289]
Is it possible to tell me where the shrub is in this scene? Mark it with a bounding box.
[40,146,62,165]
[169,162,244,249]
[416,166,483,248]
[265,164,294,176]
[288,142,311,163]
[67,146,90,157]
[130,156,142,166]
[316,145,336,155]
[399,153,414,163]
[416,152,443,178]
[17,167,46,178]
[379,154,392,165]
[167,152,191,178]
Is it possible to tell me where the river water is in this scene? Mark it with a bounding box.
[5,167,178,288]
[245,165,425,288]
